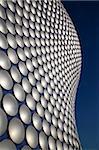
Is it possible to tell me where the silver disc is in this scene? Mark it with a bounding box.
[26,94,36,111]
[0,17,7,34]
[18,61,28,76]
[19,104,31,124]
[32,87,40,102]
[36,102,44,117]
[32,112,42,130]
[0,32,8,49]
[26,125,38,148]
[17,47,26,61]
[28,72,36,86]
[42,119,50,136]
[22,78,32,93]
[50,125,57,139]
[0,139,16,150]
[57,140,63,150]
[0,70,13,90]
[21,145,32,150]
[10,66,21,83]
[6,19,15,35]
[24,47,32,58]
[39,131,48,149]
[13,84,25,101]
[7,48,18,64]
[48,136,56,150]
[7,33,17,49]
[0,108,8,136]
[26,59,34,72]
[3,94,18,116]
[0,5,6,19]
[9,117,25,144]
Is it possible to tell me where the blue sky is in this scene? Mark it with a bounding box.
[62,1,99,150]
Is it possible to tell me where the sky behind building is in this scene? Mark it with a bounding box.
[62,1,99,150]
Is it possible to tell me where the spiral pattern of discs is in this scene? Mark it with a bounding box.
[0,0,81,150]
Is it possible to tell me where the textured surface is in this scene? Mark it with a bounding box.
[0,0,81,149]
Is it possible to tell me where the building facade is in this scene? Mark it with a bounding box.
[0,0,81,149]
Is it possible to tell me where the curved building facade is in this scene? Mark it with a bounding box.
[0,0,82,150]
